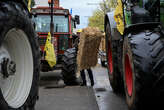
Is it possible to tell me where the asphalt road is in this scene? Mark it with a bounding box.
[36,66,128,110]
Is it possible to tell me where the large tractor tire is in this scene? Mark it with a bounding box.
[62,48,78,85]
[123,30,164,110]
[0,1,40,110]
[105,22,123,93]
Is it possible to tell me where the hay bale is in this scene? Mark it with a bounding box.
[102,38,106,52]
[99,33,106,52]
[77,27,103,70]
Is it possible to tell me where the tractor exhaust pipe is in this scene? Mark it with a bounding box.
[54,0,59,8]
[48,0,55,42]
[48,0,60,8]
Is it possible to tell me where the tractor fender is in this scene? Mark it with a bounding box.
[124,22,160,34]
[105,11,122,40]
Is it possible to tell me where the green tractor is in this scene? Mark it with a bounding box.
[0,0,40,110]
[105,0,164,109]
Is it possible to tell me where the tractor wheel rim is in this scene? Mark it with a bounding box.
[125,54,133,97]
[0,28,33,108]
[108,40,113,74]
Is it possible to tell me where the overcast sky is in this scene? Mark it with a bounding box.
[35,0,102,29]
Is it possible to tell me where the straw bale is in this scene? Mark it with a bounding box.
[99,34,106,52]
[77,27,103,70]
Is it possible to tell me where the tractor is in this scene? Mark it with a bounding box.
[0,0,40,110]
[105,0,164,109]
[32,0,80,85]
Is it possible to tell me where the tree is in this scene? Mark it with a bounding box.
[88,0,117,31]
[88,10,104,31]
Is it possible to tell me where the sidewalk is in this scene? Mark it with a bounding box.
[92,66,128,110]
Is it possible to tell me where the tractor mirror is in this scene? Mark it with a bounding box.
[74,22,76,28]
[75,15,80,25]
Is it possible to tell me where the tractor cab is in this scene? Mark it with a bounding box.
[123,0,164,26]
[31,4,80,71]
[32,7,71,55]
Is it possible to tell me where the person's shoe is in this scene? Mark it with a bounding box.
[80,82,86,86]
[91,82,94,86]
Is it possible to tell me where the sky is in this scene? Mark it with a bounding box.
[35,0,102,29]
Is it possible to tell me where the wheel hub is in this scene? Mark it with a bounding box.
[0,28,33,108]
[1,58,16,78]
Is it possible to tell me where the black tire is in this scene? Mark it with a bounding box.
[61,48,78,85]
[123,30,164,110]
[105,22,123,93]
[41,60,53,72]
[0,1,40,110]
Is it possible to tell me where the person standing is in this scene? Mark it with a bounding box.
[77,27,102,87]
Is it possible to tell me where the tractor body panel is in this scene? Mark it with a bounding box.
[123,0,160,28]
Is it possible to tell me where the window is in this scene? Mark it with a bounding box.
[71,19,75,33]
[33,15,69,33]
[54,16,69,32]
[33,15,50,32]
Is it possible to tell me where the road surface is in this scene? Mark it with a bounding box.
[36,66,128,110]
